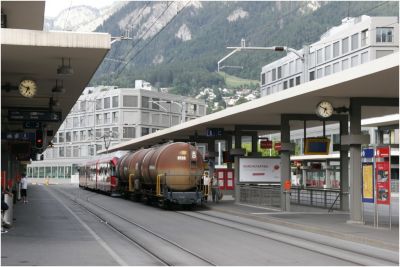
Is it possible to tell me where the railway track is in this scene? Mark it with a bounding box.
[54,187,216,266]
[175,210,399,266]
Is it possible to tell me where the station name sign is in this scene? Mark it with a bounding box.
[206,128,224,137]
[8,110,62,122]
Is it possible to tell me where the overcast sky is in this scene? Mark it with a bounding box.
[45,0,117,17]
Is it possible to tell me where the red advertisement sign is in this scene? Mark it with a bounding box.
[260,140,272,149]
[376,147,390,158]
[274,142,281,151]
[375,161,390,205]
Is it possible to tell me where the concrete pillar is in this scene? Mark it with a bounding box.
[349,100,363,223]
[233,130,243,203]
[208,139,216,177]
[226,136,233,169]
[340,118,349,211]
[280,115,291,211]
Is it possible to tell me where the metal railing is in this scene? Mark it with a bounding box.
[239,185,341,210]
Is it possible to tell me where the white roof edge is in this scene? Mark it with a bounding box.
[1,28,111,49]
[104,53,399,153]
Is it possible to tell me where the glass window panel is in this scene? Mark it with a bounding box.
[342,37,349,54]
[351,33,359,50]
[333,41,339,58]
[104,97,110,109]
[112,96,119,107]
[123,95,138,107]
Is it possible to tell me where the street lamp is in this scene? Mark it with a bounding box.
[218,38,306,81]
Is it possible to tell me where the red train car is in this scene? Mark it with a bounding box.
[79,154,121,196]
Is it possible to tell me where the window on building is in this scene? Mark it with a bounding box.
[283,81,288,89]
[52,135,57,143]
[289,78,294,88]
[351,55,358,67]
[161,114,169,126]
[342,37,349,54]
[376,27,393,43]
[361,51,369,64]
[272,69,276,81]
[104,97,110,109]
[123,95,138,107]
[295,76,301,85]
[80,116,85,127]
[261,73,265,85]
[96,128,102,138]
[112,96,119,107]
[112,111,118,123]
[277,66,282,79]
[333,41,340,58]
[317,49,323,64]
[152,128,158,133]
[325,65,331,76]
[96,144,102,153]
[103,128,110,138]
[289,61,295,75]
[66,118,72,128]
[80,101,86,112]
[141,112,150,124]
[59,132,64,143]
[351,33,359,50]
[88,129,93,140]
[89,145,95,156]
[96,99,102,110]
[66,132,71,142]
[317,68,323,78]
[282,64,288,77]
[295,58,302,73]
[66,146,71,157]
[151,98,160,110]
[199,105,205,116]
[309,52,316,67]
[104,113,110,124]
[266,71,271,83]
[73,117,79,127]
[361,29,368,47]
[96,114,102,125]
[80,130,86,141]
[309,71,315,81]
[141,127,150,136]
[73,146,79,157]
[324,45,331,61]
[73,131,78,141]
[333,62,340,73]
[342,58,349,70]
[141,96,149,108]
[112,127,118,138]
[376,50,393,59]
[123,127,135,138]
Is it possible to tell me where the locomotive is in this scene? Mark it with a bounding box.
[79,142,207,206]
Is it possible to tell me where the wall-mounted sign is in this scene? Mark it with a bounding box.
[239,157,281,183]
[362,148,374,158]
[274,142,281,151]
[8,110,62,122]
[304,137,330,155]
[1,132,35,141]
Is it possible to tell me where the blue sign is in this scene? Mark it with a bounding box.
[206,128,224,137]
[362,148,374,158]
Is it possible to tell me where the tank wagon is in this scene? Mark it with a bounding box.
[79,142,207,206]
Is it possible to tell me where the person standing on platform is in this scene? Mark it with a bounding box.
[211,173,220,203]
[20,174,28,204]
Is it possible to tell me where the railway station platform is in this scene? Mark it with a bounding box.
[1,184,398,266]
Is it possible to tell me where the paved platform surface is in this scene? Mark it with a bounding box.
[1,184,398,266]
[207,194,399,251]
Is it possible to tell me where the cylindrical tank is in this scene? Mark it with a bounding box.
[121,143,204,191]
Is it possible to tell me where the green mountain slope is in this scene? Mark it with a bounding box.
[91,1,398,97]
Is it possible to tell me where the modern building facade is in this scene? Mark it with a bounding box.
[260,16,399,96]
[27,82,206,180]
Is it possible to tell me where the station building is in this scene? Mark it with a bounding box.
[26,83,206,181]
[260,16,399,96]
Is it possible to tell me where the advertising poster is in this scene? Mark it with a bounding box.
[375,161,390,205]
[239,157,281,183]
[362,163,374,203]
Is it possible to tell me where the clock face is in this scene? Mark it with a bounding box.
[19,79,37,98]
[316,101,333,118]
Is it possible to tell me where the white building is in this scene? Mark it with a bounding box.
[27,82,206,180]
[260,16,399,96]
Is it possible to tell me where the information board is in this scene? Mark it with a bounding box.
[362,163,374,203]
[239,157,281,183]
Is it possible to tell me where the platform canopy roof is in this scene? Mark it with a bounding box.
[1,1,110,140]
[106,53,399,153]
